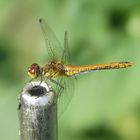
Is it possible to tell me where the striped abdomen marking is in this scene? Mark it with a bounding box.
[65,62,132,77]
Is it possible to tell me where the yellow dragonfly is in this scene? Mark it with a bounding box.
[28,18,132,115]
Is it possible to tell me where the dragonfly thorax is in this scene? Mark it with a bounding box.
[42,61,66,78]
[28,63,42,79]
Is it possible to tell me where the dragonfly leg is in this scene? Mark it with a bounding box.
[39,75,44,86]
[29,78,35,87]
[42,77,54,93]
[50,79,64,96]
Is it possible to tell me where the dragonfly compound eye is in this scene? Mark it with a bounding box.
[28,63,41,79]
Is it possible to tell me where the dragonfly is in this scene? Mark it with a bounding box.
[28,18,132,115]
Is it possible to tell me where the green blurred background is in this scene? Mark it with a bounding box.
[0,0,139,140]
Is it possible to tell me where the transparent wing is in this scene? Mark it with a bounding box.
[56,76,75,117]
[57,32,74,117]
[61,32,70,64]
[39,18,63,61]
[40,18,74,116]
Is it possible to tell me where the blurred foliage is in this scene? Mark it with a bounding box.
[0,0,139,140]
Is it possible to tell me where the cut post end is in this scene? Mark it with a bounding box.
[18,81,57,140]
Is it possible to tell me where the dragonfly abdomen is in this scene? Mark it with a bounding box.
[65,62,132,77]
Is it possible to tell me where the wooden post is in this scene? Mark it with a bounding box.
[18,81,57,140]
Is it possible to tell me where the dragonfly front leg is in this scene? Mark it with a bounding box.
[50,79,64,96]
[39,75,44,86]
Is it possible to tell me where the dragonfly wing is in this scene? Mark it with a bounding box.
[54,76,75,117]
[56,33,74,117]
[61,32,71,64]
[40,18,75,116]
[39,18,63,61]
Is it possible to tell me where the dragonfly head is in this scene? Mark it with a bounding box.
[28,63,42,79]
